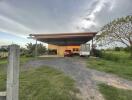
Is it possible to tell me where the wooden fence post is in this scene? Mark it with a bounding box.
[6,44,20,100]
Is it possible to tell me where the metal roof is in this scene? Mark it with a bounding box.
[29,32,97,46]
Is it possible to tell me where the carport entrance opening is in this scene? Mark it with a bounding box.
[48,49,57,55]
[48,44,80,56]
[30,32,97,56]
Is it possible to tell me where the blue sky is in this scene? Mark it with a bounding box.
[0,0,132,47]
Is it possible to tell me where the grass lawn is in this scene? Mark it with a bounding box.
[0,56,36,91]
[99,84,132,100]
[0,57,79,100]
[0,57,34,74]
[87,51,132,100]
[87,57,132,80]
[19,67,79,100]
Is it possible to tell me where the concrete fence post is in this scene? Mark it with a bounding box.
[6,44,20,100]
[35,39,38,57]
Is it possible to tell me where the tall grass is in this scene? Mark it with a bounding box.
[100,51,130,63]
[87,51,132,80]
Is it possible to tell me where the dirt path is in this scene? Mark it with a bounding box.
[23,57,132,100]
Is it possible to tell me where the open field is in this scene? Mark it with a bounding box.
[0,57,79,100]
[1,56,132,100]
[104,51,130,58]
[87,51,132,80]
[87,57,132,80]
[87,51,132,100]
[23,57,132,100]
[101,51,131,62]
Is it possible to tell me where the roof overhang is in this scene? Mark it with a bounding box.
[29,32,97,46]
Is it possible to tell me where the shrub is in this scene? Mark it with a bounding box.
[91,49,120,62]
[92,49,103,57]
[24,53,34,57]
[20,48,28,56]
[115,47,120,51]
[124,47,129,52]
[101,52,120,62]
[21,43,47,57]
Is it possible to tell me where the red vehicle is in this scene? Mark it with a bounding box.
[64,50,73,57]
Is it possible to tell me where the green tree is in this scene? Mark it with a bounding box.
[0,48,8,52]
[26,43,46,56]
[20,47,28,56]
[98,16,132,58]
[37,43,47,55]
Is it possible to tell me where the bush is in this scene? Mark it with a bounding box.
[92,49,103,57]
[20,48,28,56]
[124,47,130,52]
[101,52,120,62]
[24,54,34,57]
[20,43,47,57]
[92,49,119,59]
[92,49,121,62]
[115,47,120,51]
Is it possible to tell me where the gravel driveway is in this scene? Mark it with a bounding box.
[24,57,132,100]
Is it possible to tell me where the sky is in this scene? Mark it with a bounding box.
[0,0,132,47]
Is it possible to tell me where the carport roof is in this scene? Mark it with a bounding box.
[29,32,97,46]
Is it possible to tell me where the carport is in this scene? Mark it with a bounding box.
[29,32,97,56]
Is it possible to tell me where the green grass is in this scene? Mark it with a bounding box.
[101,51,131,62]
[0,67,79,100]
[0,73,6,91]
[105,51,130,59]
[90,50,132,100]
[0,57,34,73]
[0,57,34,91]
[99,84,132,100]
[0,58,7,65]
[105,51,132,65]
[19,67,79,100]
[0,56,54,74]
[0,57,79,100]
[87,57,132,80]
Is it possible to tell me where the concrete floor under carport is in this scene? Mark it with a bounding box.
[48,44,80,56]
[39,55,64,58]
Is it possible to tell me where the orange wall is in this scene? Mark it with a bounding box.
[48,44,80,56]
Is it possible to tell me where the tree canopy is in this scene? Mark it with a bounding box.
[98,15,132,57]
[23,43,46,57]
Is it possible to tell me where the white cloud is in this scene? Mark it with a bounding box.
[77,0,120,31]
[0,0,81,37]
[0,1,36,37]
[109,0,115,11]
[0,0,131,38]
[0,15,35,38]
